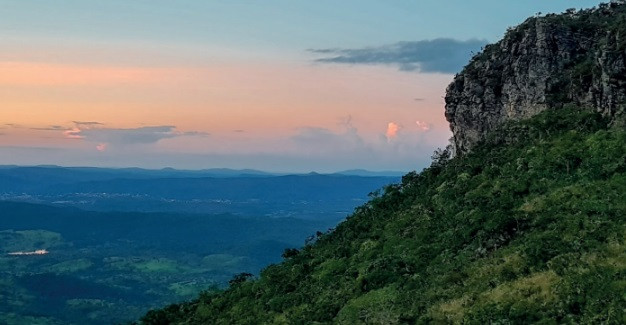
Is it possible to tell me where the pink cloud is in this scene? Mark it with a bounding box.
[386,122,400,142]
[63,128,84,139]
[415,120,431,131]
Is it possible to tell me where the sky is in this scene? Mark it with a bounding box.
[0,0,601,173]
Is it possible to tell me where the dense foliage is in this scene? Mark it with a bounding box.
[139,106,626,324]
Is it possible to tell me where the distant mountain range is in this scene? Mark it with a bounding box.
[0,165,406,179]
[0,165,401,218]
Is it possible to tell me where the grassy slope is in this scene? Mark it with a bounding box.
[140,107,625,324]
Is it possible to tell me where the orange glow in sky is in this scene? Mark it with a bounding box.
[0,58,453,171]
[1,60,452,156]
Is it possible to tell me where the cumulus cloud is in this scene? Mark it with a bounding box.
[285,118,449,172]
[310,38,488,73]
[386,122,400,142]
[291,118,437,156]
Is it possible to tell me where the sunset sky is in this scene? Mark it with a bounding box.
[0,0,599,172]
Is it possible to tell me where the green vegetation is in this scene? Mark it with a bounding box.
[140,106,626,324]
[0,205,338,324]
[0,313,65,325]
[0,229,65,253]
[202,254,250,273]
[106,257,191,274]
[47,259,94,274]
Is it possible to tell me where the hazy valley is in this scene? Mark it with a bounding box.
[0,168,398,324]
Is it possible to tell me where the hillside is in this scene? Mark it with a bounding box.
[139,108,625,324]
[138,5,626,324]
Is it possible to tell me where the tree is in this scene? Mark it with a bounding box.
[229,272,253,286]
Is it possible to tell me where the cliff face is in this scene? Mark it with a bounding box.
[445,2,626,154]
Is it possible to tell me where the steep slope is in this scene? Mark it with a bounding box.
[446,2,626,154]
[140,106,625,324]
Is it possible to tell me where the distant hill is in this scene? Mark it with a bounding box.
[0,166,275,190]
[0,166,399,218]
[0,165,406,183]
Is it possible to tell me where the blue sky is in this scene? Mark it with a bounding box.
[2,1,600,51]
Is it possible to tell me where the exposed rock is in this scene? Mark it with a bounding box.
[446,2,626,154]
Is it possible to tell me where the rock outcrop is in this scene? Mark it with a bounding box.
[445,2,626,154]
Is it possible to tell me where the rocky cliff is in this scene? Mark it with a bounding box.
[445,1,626,154]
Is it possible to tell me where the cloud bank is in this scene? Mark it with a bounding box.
[311,38,488,73]
[286,118,447,171]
